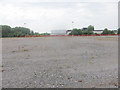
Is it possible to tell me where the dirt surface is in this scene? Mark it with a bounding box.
[2,36,118,88]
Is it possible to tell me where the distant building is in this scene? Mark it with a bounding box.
[93,30,103,34]
[82,27,88,30]
[66,30,72,35]
[51,30,67,35]
[66,29,104,35]
[51,30,72,35]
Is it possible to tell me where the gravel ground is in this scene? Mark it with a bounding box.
[2,36,118,88]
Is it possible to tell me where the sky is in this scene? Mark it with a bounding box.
[0,0,119,33]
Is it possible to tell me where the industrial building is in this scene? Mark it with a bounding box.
[93,30,103,34]
[51,30,71,35]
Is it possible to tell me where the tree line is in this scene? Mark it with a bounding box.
[69,25,118,35]
[0,25,119,37]
[0,25,50,37]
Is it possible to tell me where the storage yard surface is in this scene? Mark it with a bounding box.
[2,36,118,88]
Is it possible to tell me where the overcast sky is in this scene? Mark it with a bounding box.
[0,0,119,33]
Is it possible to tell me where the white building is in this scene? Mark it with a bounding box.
[51,30,67,35]
[93,30,103,34]
[51,30,72,35]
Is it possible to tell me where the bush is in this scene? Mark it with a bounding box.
[69,28,82,35]
[102,28,115,34]
[1,25,38,37]
[118,28,120,34]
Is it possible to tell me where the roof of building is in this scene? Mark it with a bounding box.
[93,30,103,31]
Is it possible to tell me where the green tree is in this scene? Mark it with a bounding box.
[1,25,12,37]
[12,27,32,37]
[30,31,34,35]
[118,28,120,34]
[1,25,38,37]
[40,32,50,35]
[34,32,40,35]
[102,28,115,34]
[81,25,94,35]
[87,25,94,31]
[78,29,82,35]
[69,28,82,35]
[102,28,109,34]
[87,25,94,35]
[109,31,115,34]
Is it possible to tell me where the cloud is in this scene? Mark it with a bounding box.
[1,0,119,3]
[0,0,118,33]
